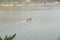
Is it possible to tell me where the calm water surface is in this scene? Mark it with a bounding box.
[0,7,60,40]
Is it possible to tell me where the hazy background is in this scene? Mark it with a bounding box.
[0,0,60,3]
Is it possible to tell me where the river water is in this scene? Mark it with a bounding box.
[0,7,60,40]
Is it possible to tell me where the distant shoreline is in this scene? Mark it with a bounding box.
[0,2,60,7]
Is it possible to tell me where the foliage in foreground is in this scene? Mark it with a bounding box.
[0,33,16,40]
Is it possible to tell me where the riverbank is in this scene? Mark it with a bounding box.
[0,2,60,7]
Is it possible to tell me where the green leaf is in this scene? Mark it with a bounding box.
[11,33,16,39]
[7,33,16,40]
[0,37,2,40]
[4,35,8,40]
[0,33,16,40]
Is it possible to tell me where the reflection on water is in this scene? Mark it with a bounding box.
[0,7,60,40]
